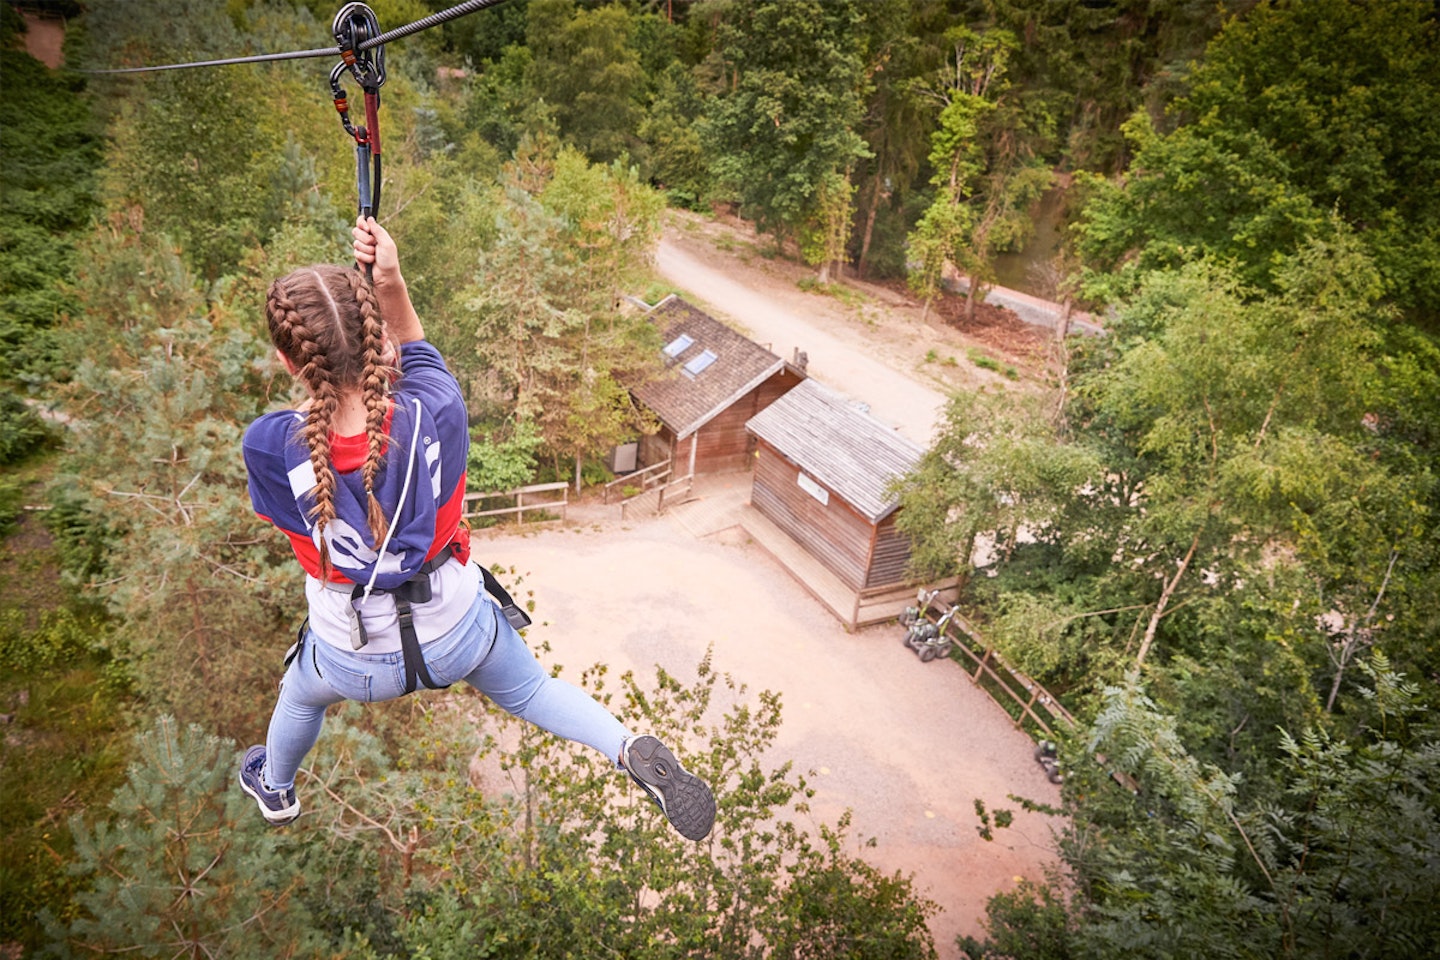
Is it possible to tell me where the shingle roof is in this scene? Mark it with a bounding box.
[745,378,926,523]
[633,296,785,439]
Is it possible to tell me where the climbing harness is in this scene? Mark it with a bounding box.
[329,3,386,220]
[301,547,533,695]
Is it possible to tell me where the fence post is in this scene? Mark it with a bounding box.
[974,647,990,682]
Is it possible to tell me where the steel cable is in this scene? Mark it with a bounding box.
[82,0,510,75]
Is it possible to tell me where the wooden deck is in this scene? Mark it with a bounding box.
[738,503,923,630]
[660,473,943,631]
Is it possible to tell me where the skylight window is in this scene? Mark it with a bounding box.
[662,333,694,358]
[682,349,718,378]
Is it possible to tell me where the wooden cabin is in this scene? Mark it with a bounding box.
[745,379,925,593]
[632,296,805,476]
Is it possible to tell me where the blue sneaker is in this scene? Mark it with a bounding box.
[621,735,715,841]
[238,745,300,825]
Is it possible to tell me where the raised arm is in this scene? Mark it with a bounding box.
[352,216,424,344]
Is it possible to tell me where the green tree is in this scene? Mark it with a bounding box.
[906,26,1053,321]
[463,146,664,491]
[967,654,1440,959]
[895,388,1100,594]
[48,716,327,958]
[0,31,101,377]
[526,0,645,164]
[1075,0,1440,325]
[703,0,872,260]
[53,224,292,743]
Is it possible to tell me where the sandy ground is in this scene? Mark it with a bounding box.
[21,13,65,69]
[477,511,1061,957]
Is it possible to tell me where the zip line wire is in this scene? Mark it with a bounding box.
[82,0,511,75]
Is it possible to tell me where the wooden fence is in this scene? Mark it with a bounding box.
[602,458,672,504]
[603,458,696,520]
[463,481,569,524]
[917,595,1077,737]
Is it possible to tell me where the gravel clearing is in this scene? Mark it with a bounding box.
[476,510,1061,956]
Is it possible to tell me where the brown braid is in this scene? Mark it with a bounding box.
[345,268,391,545]
[265,265,393,578]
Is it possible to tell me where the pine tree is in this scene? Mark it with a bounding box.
[48,716,327,959]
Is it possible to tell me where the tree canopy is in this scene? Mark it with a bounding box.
[4,0,1440,956]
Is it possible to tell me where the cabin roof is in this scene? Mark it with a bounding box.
[633,295,786,439]
[745,378,925,523]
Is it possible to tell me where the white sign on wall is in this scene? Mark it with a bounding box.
[797,471,830,506]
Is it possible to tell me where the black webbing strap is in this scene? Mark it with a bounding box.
[394,592,441,694]
[351,545,456,694]
[282,617,310,670]
[316,550,533,696]
[479,565,533,631]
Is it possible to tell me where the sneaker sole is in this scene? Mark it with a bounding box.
[238,770,301,826]
[625,736,715,841]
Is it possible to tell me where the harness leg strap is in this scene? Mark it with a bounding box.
[395,597,448,694]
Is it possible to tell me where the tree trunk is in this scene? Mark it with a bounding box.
[857,173,883,278]
[1135,530,1201,667]
[574,453,583,496]
[1325,634,1357,713]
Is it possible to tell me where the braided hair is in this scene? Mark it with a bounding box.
[265,265,392,578]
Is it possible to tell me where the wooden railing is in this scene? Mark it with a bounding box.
[463,481,569,524]
[919,595,1076,737]
[602,458,672,504]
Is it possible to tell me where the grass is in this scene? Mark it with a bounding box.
[795,276,868,308]
[967,348,1020,380]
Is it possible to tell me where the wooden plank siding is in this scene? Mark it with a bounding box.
[689,368,802,475]
[692,402,754,474]
[751,439,877,591]
[867,514,912,588]
[636,368,805,477]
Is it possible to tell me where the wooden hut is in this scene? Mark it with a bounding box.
[745,378,925,597]
[632,295,805,476]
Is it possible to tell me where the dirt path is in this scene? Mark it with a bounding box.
[655,211,1052,446]
[478,512,1061,957]
[21,13,65,69]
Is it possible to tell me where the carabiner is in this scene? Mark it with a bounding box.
[329,60,360,142]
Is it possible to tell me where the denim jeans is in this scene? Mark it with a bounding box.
[263,591,631,790]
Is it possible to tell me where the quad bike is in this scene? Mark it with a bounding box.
[1034,740,1063,784]
[902,601,958,662]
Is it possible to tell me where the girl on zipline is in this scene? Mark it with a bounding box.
[238,217,715,841]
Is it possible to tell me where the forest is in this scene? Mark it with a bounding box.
[1,0,1437,957]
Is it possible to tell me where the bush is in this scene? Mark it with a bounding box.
[0,391,53,465]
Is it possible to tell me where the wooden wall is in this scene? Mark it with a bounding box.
[751,439,876,590]
[867,513,912,588]
[639,427,675,471]
[689,368,804,476]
